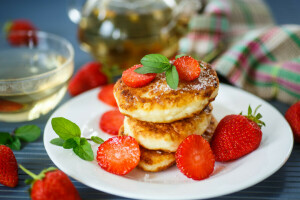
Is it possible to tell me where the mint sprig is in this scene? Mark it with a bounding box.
[0,125,41,150]
[134,54,181,89]
[50,117,104,161]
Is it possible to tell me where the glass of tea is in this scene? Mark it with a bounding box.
[0,31,74,122]
[68,0,201,78]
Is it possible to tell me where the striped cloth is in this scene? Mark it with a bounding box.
[180,0,300,104]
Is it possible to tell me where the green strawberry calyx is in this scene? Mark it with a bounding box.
[240,105,266,128]
[19,164,57,185]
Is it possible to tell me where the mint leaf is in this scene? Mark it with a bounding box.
[50,138,65,146]
[73,138,94,161]
[7,136,21,150]
[166,65,179,89]
[91,136,104,144]
[141,54,171,71]
[63,137,80,149]
[0,132,12,145]
[51,117,81,140]
[175,54,185,59]
[15,125,41,142]
[134,66,166,74]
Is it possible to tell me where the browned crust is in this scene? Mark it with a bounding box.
[202,116,218,142]
[138,146,176,172]
[114,61,219,112]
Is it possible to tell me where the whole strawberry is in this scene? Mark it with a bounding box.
[68,61,108,96]
[4,19,37,46]
[0,145,18,187]
[211,105,265,162]
[19,165,81,200]
[285,101,300,143]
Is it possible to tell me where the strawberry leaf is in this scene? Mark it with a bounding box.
[51,117,81,140]
[73,138,94,161]
[7,136,21,150]
[15,125,41,142]
[166,65,179,89]
[0,132,12,145]
[63,137,80,149]
[134,66,166,74]
[91,136,104,144]
[50,138,65,146]
[140,54,171,71]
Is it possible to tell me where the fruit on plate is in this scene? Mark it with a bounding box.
[68,62,108,96]
[97,84,118,107]
[285,101,300,143]
[4,19,37,46]
[0,145,18,187]
[99,110,125,135]
[96,136,140,175]
[211,105,265,162]
[173,56,201,81]
[175,135,215,180]
[122,64,156,88]
[19,165,81,200]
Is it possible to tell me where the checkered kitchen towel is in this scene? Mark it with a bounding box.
[180,0,300,104]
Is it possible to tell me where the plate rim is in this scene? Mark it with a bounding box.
[43,83,294,200]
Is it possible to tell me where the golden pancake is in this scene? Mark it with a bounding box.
[114,61,219,123]
[201,115,218,142]
[123,105,213,152]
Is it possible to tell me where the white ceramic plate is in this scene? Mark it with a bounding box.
[44,84,293,200]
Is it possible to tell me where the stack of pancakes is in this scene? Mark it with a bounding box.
[114,61,219,172]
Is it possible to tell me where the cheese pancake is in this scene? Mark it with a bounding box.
[114,61,219,123]
[123,105,212,152]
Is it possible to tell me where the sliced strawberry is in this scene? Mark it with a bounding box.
[68,62,108,96]
[5,19,37,46]
[122,64,156,88]
[285,101,300,143]
[98,84,118,107]
[99,110,124,135]
[176,135,215,180]
[0,99,23,112]
[173,56,201,81]
[96,136,140,175]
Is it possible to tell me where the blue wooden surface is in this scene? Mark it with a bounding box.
[0,0,299,199]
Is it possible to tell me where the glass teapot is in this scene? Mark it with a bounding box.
[68,0,202,77]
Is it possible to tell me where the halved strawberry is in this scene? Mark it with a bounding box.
[4,19,37,46]
[96,136,140,175]
[68,62,108,96]
[173,56,201,81]
[122,64,156,88]
[97,84,118,107]
[176,134,215,180]
[0,99,23,112]
[99,110,124,135]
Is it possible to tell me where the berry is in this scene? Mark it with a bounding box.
[97,136,140,175]
[99,110,124,135]
[19,165,81,200]
[175,135,215,180]
[0,99,23,112]
[122,64,156,88]
[97,84,118,107]
[285,101,300,143]
[0,145,18,187]
[211,105,265,162]
[4,19,37,46]
[68,62,108,96]
[173,56,201,81]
